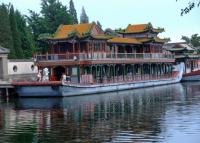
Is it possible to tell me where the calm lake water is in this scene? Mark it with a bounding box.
[1,82,200,143]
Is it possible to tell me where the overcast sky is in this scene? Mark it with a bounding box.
[1,0,200,42]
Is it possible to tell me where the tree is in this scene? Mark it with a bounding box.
[97,21,102,30]
[176,0,200,15]
[15,10,35,58]
[26,10,46,41]
[69,0,78,24]
[181,36,190,44]
[0,4,15,58]
[27,0,74,53]
[9,5,23,58]
[40,0,73,33]
[80,6,89,23]
[182,34,200,52]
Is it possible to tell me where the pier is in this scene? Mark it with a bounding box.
[0,80,14,97]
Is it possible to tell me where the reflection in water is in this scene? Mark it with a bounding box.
[0,83,200,143]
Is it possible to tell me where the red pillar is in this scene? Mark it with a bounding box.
[73,43,75,53]
[58,43,60,54]
[86,42,89,53]
[50,66,55,81]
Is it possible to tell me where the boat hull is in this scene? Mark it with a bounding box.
[61,78,181,96]
[15,77,181,97]
[14,63,184,97]
[182,75,200,81]
[182,70,200,81]
[16,85,62,97]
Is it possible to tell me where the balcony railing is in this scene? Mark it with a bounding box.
[35,52,174,61]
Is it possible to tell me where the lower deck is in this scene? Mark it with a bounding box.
[38,63,174,85]
[13,62,185,97]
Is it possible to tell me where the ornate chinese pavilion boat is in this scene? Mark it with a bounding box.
[12,23,184,97]
[164,42,200,81]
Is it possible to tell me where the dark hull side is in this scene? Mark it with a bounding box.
[15,76,182,97]
[182,70,200,81]
[16,85,62,97]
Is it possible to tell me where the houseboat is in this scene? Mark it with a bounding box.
[12,23,184,97]
[164,42,200,81]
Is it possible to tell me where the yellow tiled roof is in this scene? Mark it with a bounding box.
[125,23,164,34]
[92,34,113,40]
[152,28,164,33]
[137,37,169,43]
[107,37,141,44]
[54,23,93,39]
[126,24,148,33]
[137,38,151,43]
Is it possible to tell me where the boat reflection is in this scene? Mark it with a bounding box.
[16,83,185,110]
[13,83,184,142]
[1,82,200,143]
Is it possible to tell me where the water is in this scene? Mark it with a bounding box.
[1,82,200,143]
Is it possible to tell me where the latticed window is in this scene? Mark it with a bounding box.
[89,42,92,48]
[94,42,100,51]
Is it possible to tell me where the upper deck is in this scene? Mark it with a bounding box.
[37,23,174,67]
[35,52,175,66]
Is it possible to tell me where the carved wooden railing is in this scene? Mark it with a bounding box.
[35,52,174,61]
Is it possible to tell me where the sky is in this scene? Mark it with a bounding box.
[1,0,200,42]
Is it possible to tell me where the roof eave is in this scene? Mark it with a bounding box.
[107,42,141,45]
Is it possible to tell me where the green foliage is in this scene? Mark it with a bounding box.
[181,35,190,44]
[40,0,73,33]
[115,28,125,33]
[37,33,52,54]
[68,29,79,37]
[85,31,91,37]
[1,0,78,57]
[147,22,153,29]
[38,33,54,40]
[26,10,47,42]
[80,6,89,23]
[27,0,74,53]
[0,4,14,58]
[0,3,36,59]
[15,10,36,58]
[182,34,200,47]
[157,27,165,32]
[97,21,102,30]
[182,34,200,52]
[69,0,78,24]
[176,0,200,15]
[106,29,119,37]
[9,5,23,58]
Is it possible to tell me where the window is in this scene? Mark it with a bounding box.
[94,42,100,51]
[72,67,77,75]
[31,65,34,71]
[13,65,18,72]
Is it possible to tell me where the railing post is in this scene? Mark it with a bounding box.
[46,53,48,60]
[35,54,37,61]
